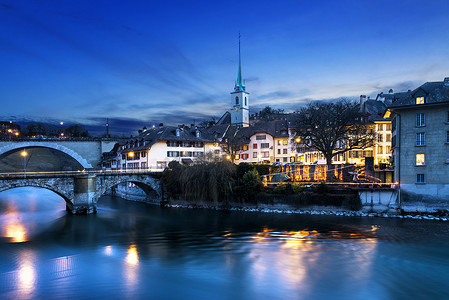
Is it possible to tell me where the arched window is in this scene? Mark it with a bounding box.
[245,97,247,106]
[235,96,239,105]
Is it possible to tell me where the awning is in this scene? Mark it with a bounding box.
[181,158,193,164]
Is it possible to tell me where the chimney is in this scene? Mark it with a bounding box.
[444,77,449,87]
[159,123,164,127]
[388,89,394,94]
[360,95,367,112]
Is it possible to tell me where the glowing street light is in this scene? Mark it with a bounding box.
[128,152,134,159]
[21,150,28,178]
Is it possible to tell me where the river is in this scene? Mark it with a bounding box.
[0,187,448,300]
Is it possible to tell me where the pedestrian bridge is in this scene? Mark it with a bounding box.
[0,138,119,169]
[0,170,163,214]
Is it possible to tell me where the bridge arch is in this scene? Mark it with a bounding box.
[0,142,92,169]
[95,176,161,203]
[0,182,72,204]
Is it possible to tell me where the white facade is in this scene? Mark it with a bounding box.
[119,140,221,171]
[230,90,249,127]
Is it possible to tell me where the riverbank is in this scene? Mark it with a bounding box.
[161,200,449,222]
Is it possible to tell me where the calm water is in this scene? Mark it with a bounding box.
[0,188,448,300]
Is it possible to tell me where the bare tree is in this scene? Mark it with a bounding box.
[220,126,247,163]
[290,99,375,180]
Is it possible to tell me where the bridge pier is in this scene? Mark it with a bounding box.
[66,174,97,215]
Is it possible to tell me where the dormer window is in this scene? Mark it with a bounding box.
[176,129,181,137]
[196,130,201,138]
[235,96,239,105]
[416,97,425,104]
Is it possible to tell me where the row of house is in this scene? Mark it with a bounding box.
[100,41,394,176]
[100,39,449,204]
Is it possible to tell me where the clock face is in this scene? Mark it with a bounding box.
[234,107,239,112]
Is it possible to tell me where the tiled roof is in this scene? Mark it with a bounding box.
[390,79,449,107]
[363,100,388,122]
[119,126,217,152]
[220,120,290,144]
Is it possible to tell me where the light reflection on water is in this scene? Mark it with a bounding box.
[0,188,449,299]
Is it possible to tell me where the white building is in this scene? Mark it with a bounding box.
[103,126,220,171]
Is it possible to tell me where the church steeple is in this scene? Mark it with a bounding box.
[230,33,249,127]
[234,33,245,92]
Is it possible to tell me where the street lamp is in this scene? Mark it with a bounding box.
[21,150,28,178]
[128,152,134,172]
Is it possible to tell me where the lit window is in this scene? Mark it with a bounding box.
[386,146,391,153]
[416,154,425,165]
[416,97,425,104]
[283,140,288,145]
[235,154,240,160]
[416,113,425,127]
[416,133,425,146]
[416,174,425,183]
[377,124,383,131]
[277,140,281,145]
[378,146,383,154]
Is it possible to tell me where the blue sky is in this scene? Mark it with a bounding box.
[1,0,449,135]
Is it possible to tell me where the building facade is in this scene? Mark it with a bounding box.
[390,77,449,203]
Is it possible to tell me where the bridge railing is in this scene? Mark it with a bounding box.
[263,181,397,189]
[0,168,164,178]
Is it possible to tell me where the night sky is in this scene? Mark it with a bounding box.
[2,0,449,136]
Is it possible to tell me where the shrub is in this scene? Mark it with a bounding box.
[239,168,263,202]
[273,183,306,195]
[162,161,236,204]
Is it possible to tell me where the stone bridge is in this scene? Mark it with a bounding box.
[0,172,162,214]
[0,138,119,169]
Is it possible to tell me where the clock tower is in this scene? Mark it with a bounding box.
[230,35,249,127]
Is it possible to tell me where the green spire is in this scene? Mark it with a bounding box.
[234,33,245,92]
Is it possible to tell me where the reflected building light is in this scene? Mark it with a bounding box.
[5,223,27,243]
[18,251,36,296]
[124,245,139,292]
[126,245,139,266]
[104,245,113,256]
